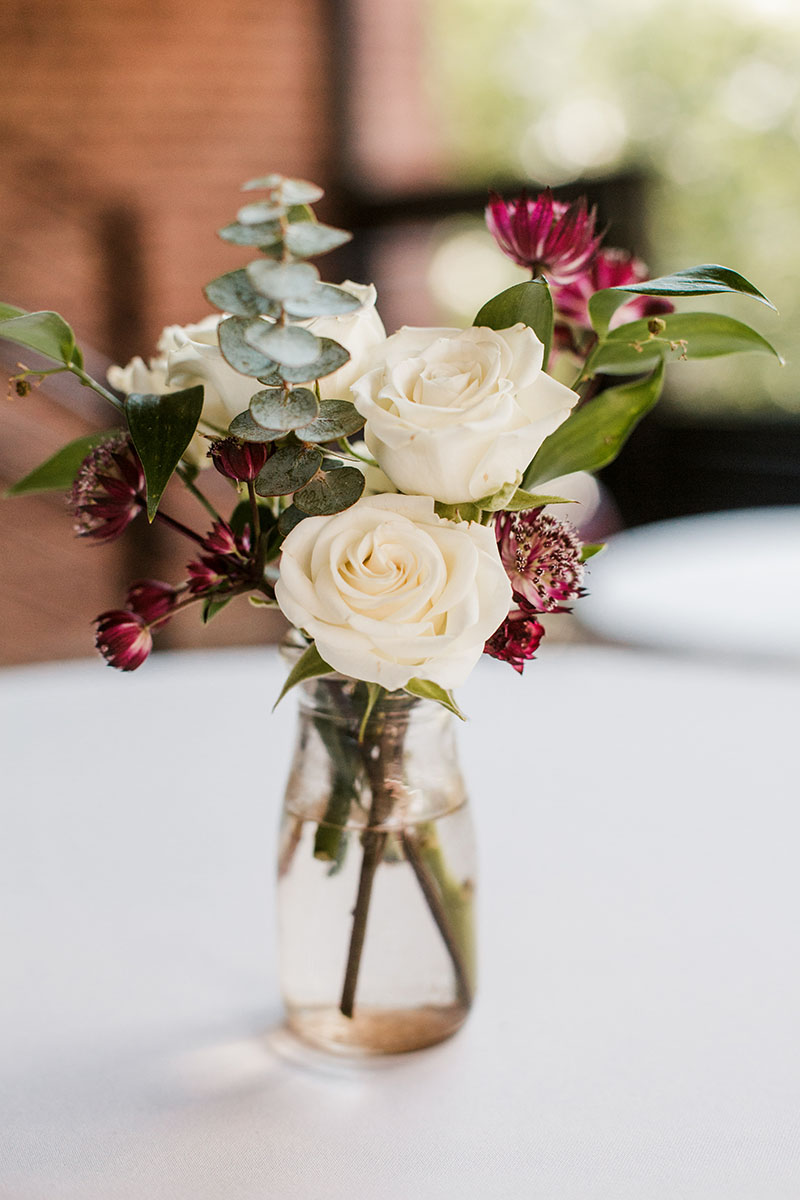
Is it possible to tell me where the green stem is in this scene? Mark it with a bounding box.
[400,828,473,1008]
[177,465,223,522]
[68,365,126,414]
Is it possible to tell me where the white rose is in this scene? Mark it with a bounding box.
[275,493,512,691]
[306,281,386,399]
[107,315,256,467]
[350,324,578,506]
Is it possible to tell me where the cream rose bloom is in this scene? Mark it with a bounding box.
[305,281,386,399]
[107,315,256,467]
[350,324,578,506]
[275,494,512,691]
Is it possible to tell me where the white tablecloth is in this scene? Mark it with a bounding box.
[2,646,799,1199]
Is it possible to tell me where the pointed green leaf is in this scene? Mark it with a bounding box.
[254,439,322,496]
[250,386,319,432]
[273,641,334,710]
[523,360,666,488]
[591,311,783,375]
[294,466,365,515]
[474,278,554,366]
[294,398,366,442]
[0,310,81,366]
[4,429,117,497]
[203,269,277,318]
[202,594,233,623]
[589,265,777,338]
[283,283,362,319]
[218,316,276,377]
[126,386,204,520]
[405,678,467,721]
[580,543,605,562]
[0,302,25,320]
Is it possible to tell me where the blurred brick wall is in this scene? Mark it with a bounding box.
[0,0,333,663]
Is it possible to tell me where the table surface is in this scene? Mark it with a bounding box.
[577,506,800,661]
[2,644,799,1200]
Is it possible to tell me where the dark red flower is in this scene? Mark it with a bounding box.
[94,610,153,671]
[486,189,602,284]
[126,579,178,624]
[69,434,146,542]
[553,247,675,331]
[496,509,584,614]
[186,521,254,595]
[210,437,270,482]
[484,610,545,674]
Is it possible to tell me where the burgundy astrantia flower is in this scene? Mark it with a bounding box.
[553,247,675,331]
[126,579,179,624]
[486,188,602,285]
[210,437,270,482]
[94,610,153,671]
[187,521,254,595]
[484,609,545,674]
[496,509,584,614]
[69,433,146,542]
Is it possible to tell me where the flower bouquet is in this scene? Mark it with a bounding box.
[2,175,780,1054]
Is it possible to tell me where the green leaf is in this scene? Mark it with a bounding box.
[404,678,467,721]
[0,302,25,320]
[294,466,365,515]
[284,222,352,258]
[590,312,784,375]
[0,310,81,366]
[277,504,308,535]
[580,542,605,562]
[474,278,554,366]
[283,283,362,319]
[523,360,666,488]
[358,682,384,743]
[588,265,777,339]
[126,386,204,520]
[236,200,286,224]
[218,219,282,248]
[483,488,572,512]
[245,322,321,368]
[254,439,322,496]
[246,260,319,302]
[4,429,116,497]
[294,398,366,442]
[203,269,277,318]
[273,641,334,710]
[250,386,319,432]
[218,316,276,377]
[202,594,233,623]
[270,337,351,384]
[228,410,281,441]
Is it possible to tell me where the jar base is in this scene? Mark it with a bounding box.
[286,1002,469,1056]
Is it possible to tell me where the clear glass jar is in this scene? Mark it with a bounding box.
[277,668,476,1056]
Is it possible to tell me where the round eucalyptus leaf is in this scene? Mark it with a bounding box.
[250,386,319,432]
[294,466,365,516]
[255,440,322,497]
[246,260,319,302]
[295,399,366,443]
[246,323,321,368]
[237,201,285,225]
[277,505,308,536]
[284,284,363,319]
[241,173,285,192]
[284,222,353,259]
[228,410,282,442]
[277,179,324,205]
[218,316,276,377]
[204,270,277,318]
[275,337,351,383]
[218,220,282,247]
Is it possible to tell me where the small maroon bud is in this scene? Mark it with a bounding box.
[210,437,270,482]
[126,579,178,623]
[94,610,153,671]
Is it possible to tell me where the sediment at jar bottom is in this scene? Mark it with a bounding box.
[287,1001,470,1056]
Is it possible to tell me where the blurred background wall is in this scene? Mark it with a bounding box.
[1,0,797,665]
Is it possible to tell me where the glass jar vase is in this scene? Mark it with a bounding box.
[276,668,476,1056]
